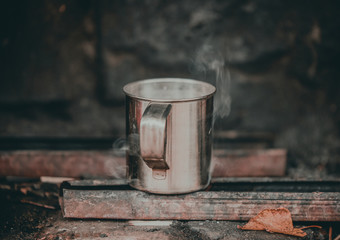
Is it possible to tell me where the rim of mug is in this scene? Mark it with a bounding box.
[123,78,216,102]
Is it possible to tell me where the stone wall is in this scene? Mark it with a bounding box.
[1,0,340,174]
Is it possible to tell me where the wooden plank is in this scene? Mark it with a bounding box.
[0,150,126,178]
[61,189,340,221]
[0,149,286,178]
[213,149,286,177]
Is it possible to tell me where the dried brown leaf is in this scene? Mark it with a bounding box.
[237,207,321,237]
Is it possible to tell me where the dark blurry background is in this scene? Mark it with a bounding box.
[1,0,340,176]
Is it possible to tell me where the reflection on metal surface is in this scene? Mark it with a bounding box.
[140,103,172,170]
[124,78,215,194]
[152,169,167,180]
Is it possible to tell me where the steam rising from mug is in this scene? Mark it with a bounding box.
[113,44,231,159]
[112,137,129,157]
[194,44,231,120]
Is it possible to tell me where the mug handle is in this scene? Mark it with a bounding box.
[140,103,172,170]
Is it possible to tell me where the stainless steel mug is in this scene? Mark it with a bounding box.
[123,78,216,194]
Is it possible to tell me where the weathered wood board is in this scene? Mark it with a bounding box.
[60,189,340,221]
[0,149,286,178]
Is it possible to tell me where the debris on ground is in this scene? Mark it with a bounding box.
[238,207,321,237]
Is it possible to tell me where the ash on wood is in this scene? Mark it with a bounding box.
[60,188,340,221]
[0,149,286,178]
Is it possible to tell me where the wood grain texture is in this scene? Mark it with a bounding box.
[0,149,286,178]
[0,150,126,178]
[61,189,340,221]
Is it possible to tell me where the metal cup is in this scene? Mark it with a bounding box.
[123,78,216,194]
